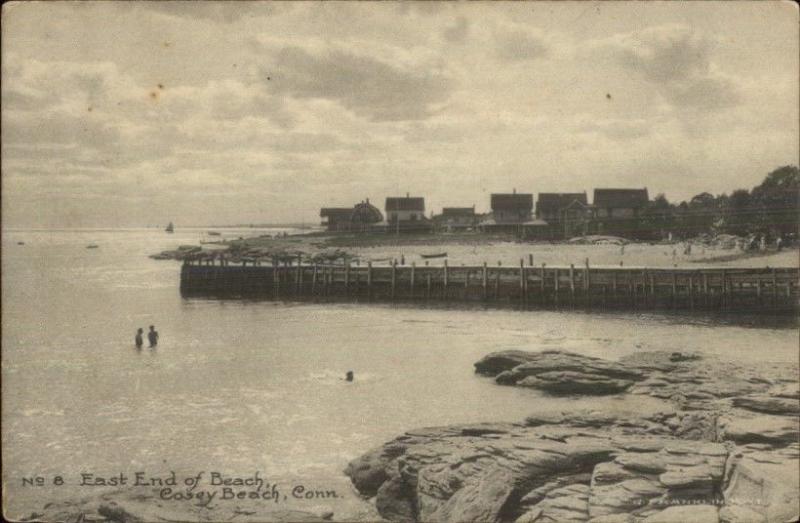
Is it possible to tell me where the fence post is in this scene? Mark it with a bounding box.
[311,264,318,295]
[273,257,280,298]
[367,261,372,299]
[569,264,576,305]
[721,269,727,310]
[700,272,707,309]
[482,262,488,300]
[410,262,416,299]
[426,273,431,300]
[296,254,302,293]
[391,260,397,300]
[519,259,526,303]
[772,268,778,310]
[584,258,590,295]
[671,272,678,309]
[554,268,560,306]
[443,260,449,299]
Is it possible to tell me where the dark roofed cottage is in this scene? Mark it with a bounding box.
[593,189,649,218]
[489,190,533,224]
[385,193,430,233]
[320,207,355,232]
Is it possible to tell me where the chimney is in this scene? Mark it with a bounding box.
[366,198,369,204]
[513,188,516,194]
[406,192,410,198]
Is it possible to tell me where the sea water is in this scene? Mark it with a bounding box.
[2,229,797,519]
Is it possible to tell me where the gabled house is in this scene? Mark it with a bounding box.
[591,188,650,238]
[385,194,430,232]
[593,189,649,219]
[489,190,533,224]
[434,206,477,231]
[536,192,591,239]
[536,193,588,222]
[320,198,383,233]
[320,208,355,232]
[479,190,535,236]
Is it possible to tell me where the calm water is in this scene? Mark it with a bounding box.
[2,229,798,519]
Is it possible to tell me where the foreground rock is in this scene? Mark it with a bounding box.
[478,350,644,396]
[347,350,799,522]
[345,412,737,523]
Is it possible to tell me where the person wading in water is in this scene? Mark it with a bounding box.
[148,325,159,348]
[135,328,144,349]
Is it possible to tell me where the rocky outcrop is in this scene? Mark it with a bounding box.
[347,350,799,523]
[344,411,735,523]
[479,350,644,396]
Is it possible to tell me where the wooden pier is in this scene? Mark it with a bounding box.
[180,258,799,314]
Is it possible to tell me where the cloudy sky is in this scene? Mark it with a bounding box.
[2,1,798,228]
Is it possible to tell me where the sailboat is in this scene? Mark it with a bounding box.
[165,222,174,233]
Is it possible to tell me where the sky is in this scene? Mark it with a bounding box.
[2,1,798,228]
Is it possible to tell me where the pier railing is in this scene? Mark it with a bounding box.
[180,258,799,313]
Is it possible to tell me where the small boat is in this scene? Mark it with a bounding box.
[86,244,99,249]
[17,241,25,245]
[165,222,174,233]
[420,252,447,259]
[206,231,221,236]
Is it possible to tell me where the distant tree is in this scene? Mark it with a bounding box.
[750,165,799,236]
[641,193,673,239]
[722,189,754,235]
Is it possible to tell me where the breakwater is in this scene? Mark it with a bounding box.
[180,258,799,313]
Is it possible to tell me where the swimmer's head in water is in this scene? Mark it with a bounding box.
[345,371,354,381]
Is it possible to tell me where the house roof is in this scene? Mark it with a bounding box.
[386,197,425,211]
[351,201,383,223]
[442,207,475,216]
[490,193,533,212]
[593,188,649,208]
[537,193,588,213]
[320,207,354,218]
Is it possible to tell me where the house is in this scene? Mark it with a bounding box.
[320,198,383,233]
[489,190,533,224]
[536,192,591,239]
[320,207,355,232]
[385,194,430,232]
[591,188,650,238]
[593,189,649,218]
[350,199,383,232]
[481,190,534,235]
[434,206,477,231]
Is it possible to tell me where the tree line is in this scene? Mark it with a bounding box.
[640,165,799,240]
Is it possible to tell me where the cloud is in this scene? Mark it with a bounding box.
[443,16,470,43]
[600,24,741,111]
[576,118,653,141]
[494,29,549,61]
[265,46,453,122]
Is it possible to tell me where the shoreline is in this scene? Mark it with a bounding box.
[151,231,799,269]
[344,349,800,523]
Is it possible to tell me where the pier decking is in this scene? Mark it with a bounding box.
[180,258,799,314]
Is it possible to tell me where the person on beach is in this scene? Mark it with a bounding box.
[135,328,144,349]
[345,370,354,382]
[147,325,159,348]
[777,236,783,252]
